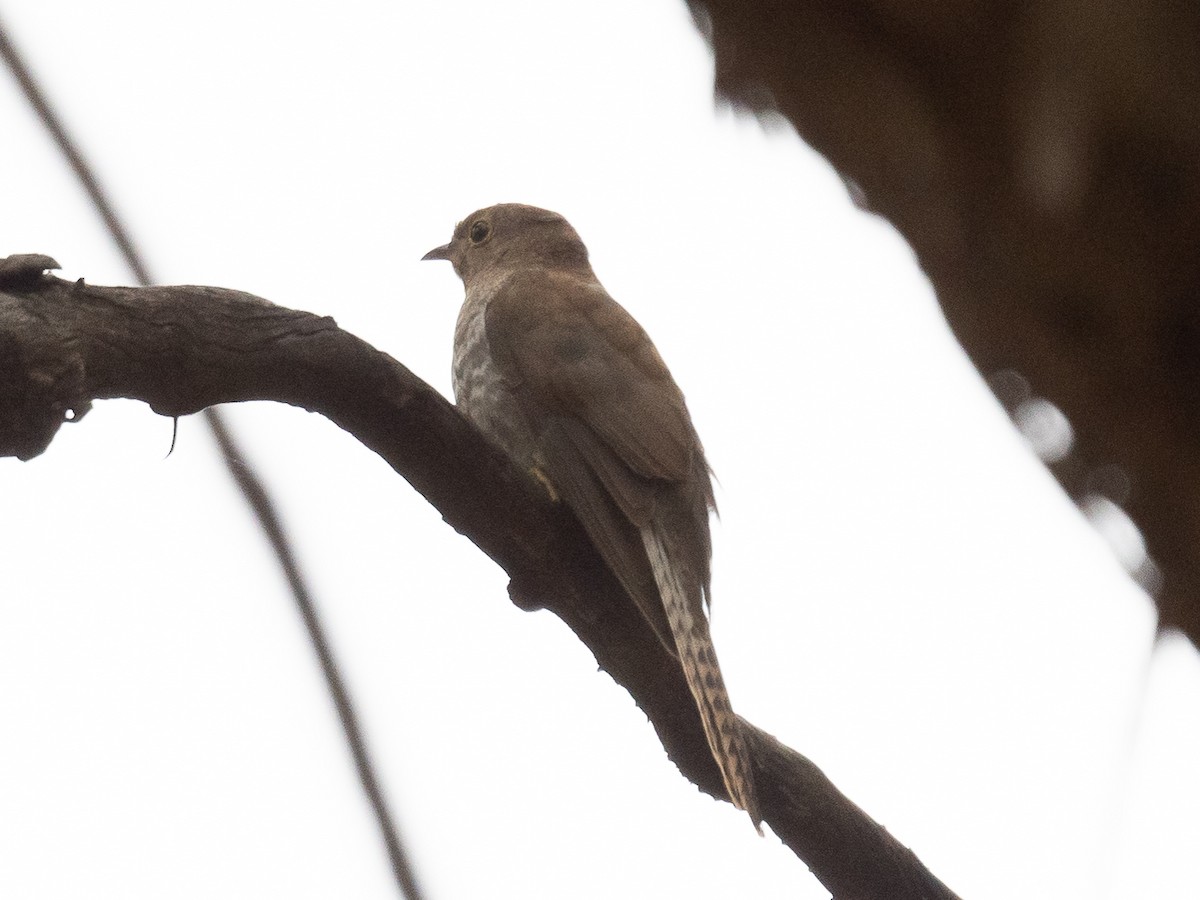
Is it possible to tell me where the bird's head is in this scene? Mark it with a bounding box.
[422,203,591,283]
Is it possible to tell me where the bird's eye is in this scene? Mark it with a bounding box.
[469,221,490,243]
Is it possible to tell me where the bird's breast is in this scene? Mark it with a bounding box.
[452,292,539,467]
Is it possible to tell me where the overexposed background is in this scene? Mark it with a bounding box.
[1,1,1196,897]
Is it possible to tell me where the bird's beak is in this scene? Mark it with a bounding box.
[422,243,452,262]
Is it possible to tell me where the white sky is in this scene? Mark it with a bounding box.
[0,1,1197,898]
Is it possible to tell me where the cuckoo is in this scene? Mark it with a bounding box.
[423,203,760,829]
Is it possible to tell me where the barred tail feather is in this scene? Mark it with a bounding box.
[641,523,762,833]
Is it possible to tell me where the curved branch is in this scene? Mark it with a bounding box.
[0,255,957,899]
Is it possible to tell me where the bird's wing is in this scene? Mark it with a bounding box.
[484,271,712,650]
[485,270,700,491]
[533,416,675,650]
[484,271,759,825]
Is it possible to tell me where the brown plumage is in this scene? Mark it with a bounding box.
[424,203,760,830]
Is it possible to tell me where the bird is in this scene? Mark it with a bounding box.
[423,203,760,830]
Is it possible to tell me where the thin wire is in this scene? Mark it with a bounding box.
[0,19,425,900]
[207,414,426,900]
[0,26,152,286]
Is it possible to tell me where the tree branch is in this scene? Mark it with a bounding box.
[0,255,958,900]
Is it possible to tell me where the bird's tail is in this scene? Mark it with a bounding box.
[642,523,762,833]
